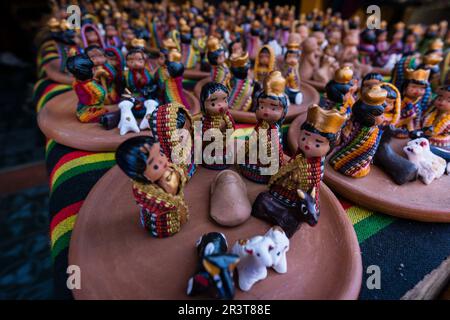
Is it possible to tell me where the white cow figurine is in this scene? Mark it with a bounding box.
[118,98,140,136]
[139,99,159,130]
[231,235,275,291]
[403,138,446,185]
[264,226,290,274]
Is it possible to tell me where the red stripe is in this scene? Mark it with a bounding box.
[50,200,83,231]
[338,197,353,210]
[50,151,93,183]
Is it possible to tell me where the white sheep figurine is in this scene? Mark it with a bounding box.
[118,98,140,136]
[264,226,290,274]
[139,99,159,130]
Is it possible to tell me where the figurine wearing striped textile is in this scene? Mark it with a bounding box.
[116,136,188,238]
[421,86,450,148]
[180,21,198,69]
[239,71,288,184]
[207,36,230,87]
[228,52,254,112]
[329,85,387,178]
[163,49,191,109]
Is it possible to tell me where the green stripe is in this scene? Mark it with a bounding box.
[51,231,72,261]
[45,140,56,158]
[38,86,72,111]
[51,160,115,193]
[354,213,396,243]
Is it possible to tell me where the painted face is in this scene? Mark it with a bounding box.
[123,29,136,45]
[384,97,396,113]
[204,90,228,115]
[85,30,100,46]
[285,52,299,66]
[362,79,381,94]
[298,129,331,158]
[434,91,450,112]
[258,51,271,67]
[217,52,226,65]
[256,97,284,123]
[105,25,118,37]
[231,42,243,56]
[127,52,146,70]
[193,27,203,39]
[143,143,169,183]
[87,48,106,66]
[405,83,426,99]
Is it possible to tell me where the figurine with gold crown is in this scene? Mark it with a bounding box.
[239,71,289,184]
[395,68,431,135]
[418,39,444,90]
[251,104,346,237]
[163,48,191,109]
[179,19,198,69]
[329,85,387,178]
[247,20,263,62]
[154,38,179,96]
[228,52,254,112]
[322,66,358,116]
[207,36,231,88]
[283,39,303,105]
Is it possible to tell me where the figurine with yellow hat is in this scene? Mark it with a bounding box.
[228,52,254,112]
[179,19,198,69]
[254,44,276,84]
[207,36,230,87]
[247,20,263,61]
[239,71,289,184]
[251,104,346,237]
[419,41,444,90]
[323,66,358,115]
[154,38,179,93]
[162,48,191,109]
[396,68,431,134]
[283,38,303,105]
[329,85,387,178]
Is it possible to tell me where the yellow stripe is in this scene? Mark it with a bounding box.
[232,127,255,138]
[51,215,77,248]
[51,153,115,188]
[346,206,374,225]
[37,84,69,111]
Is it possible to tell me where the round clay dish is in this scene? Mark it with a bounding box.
[194,77,320,124]
[288,113,450,222]
[184,66,210,80]
[69,166,362,299]
[37,90,201,152]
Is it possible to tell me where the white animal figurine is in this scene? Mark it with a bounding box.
[231,235,275,291]
[118,98,140,136]
[139,99,159,130]
[264,226,290,274]
[403,138,446,185]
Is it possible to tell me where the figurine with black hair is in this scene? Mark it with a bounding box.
[200,82,235,170]
[360,72,384,96]
[239,71,288,184]
[283,40,303,105]
[162,48,191,109]
[179,19,198,69]
[116,136,189,238]
[207,36,230,87]
[247,20,263,61]
[329,85,387,178]
[228,52,254,112]
[252,105,346,237]
[187,232,239,300]
[66,53,109,123]
[322,66,357,116]
[254,45,275,85]
[358,28,376,65]
[374,22,390,68]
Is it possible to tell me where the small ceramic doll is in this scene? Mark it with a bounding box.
[360,72,384,95]
[228,52,254,112]
[322,66,357,116]
[187,232,239,299]
[192,22,208,70]
[358,28,377,65]
[396,68,431,134]
[200,82,236,170]
[324,29,342,58]
[150,102,196,179]
[374,24,390,68]
[66,54,108,123]
[162,49,191,109]
[123,47,158,118]
[380,83,402,127]
[421,85,450,148]
[389,22,405,58]
[403,28,420,55]
[85,45,120,104]
[247,20,263,61]
[254,45,276,86]
[299,37,320,84]
[105,24,122,48]
[419,50,444,91]
[81,23,105,49]
[251,105,346,238]
[116,136,188,238]
[329,85,387,178]
[207,36,231,87]
[239,71,288,184]
[283,41,303,105]
[179,20,198,69]
[390,52,420,91]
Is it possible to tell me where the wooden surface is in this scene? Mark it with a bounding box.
[194,77,320,124]
[69,166,362,300]
[37,90,200,152]
[184,67,210,80]
[288,113,450,222]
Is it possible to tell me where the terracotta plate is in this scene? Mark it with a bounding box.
[69,166,362,300]
[194,77,320,124]
[184,68,210,80]
[37,90,201,152]
[288,113,450,222]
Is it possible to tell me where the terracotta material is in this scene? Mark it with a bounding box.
[210,170,251,227]
[184,66,210,80]
[69,166,362,300]
[37,90,201,152]
[194,77,320,124]
[288,113,450,222]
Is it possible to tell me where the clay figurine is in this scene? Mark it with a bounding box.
[283,41,303,105]
[252,105,346,237]
[247,20,263,61]
[179,19,198,69]
[299,37,320,85]
[207,36,231,87]
[403,138,446,184]
[228,52,254,111]
[254,45,276,85]
[210,170,251,227]
[421,85,450,148]
[162,49,191,109]
[116,136,188,238]
[66,53,108,123]
[187,232,239,300]
[200,82,235,169]
[239,71,288,184]
[322,66,357,116]
[329,85,387,178]
[264,226,290,274]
